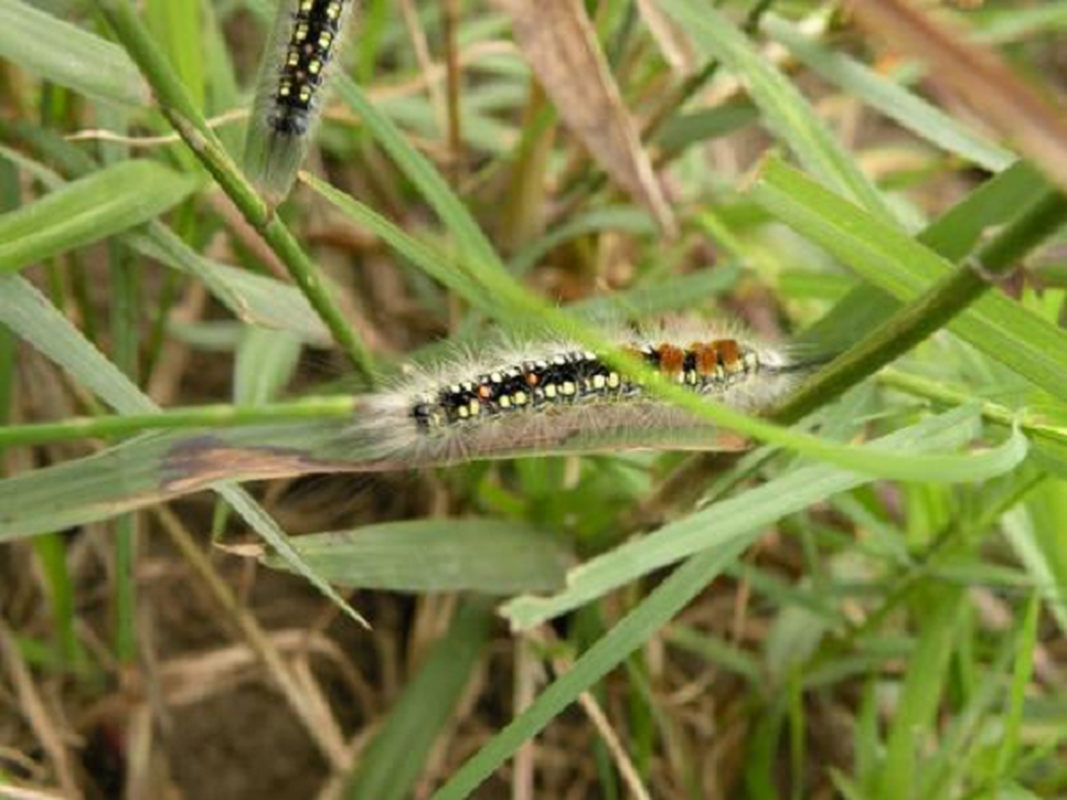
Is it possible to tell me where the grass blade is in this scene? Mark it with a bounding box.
[502,405,988,630]
[754,159,1067,401]
[763,14,1015,172]
[0,0,147,106]
[348,600,493,800]
[266,519,572,594]
[0,160,198,274]
[0,276,366,626]
[658,0,896,223]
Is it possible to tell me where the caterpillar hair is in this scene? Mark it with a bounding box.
[340,321,821,470]
[244,0,357,206]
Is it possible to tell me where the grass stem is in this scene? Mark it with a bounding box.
[92,0,375,380]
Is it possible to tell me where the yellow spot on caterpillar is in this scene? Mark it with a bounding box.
[469,400,481,416]
[514,391,528,406]
[458,406,470,419]
[545,384,558,399]
[607,372,620,389]
[308,59,322,76]
[592,375,606,390]
[499,396,512,409]
[561,381,576,396]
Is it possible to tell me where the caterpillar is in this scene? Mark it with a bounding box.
[244,0,357,205]
[341,322,816,469]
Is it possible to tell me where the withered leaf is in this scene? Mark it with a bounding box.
[495,0,677,236]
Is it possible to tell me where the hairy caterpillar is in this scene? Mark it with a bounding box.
[244,0,357,205]
[341,323,815,469]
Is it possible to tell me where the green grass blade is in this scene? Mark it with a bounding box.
[432,539,750,800]
[0,276,366,626]
[1,138,335,344]
[502,405,987,630]
[1002,480,1067,634]
[763,15,1015,172]
[876,588,965,800]
[348,600,492,800]
[267,519,572,594]
[0,0,148,106]
[795,159,1045,356]
[996,592,1041,779]
[658,0,897,223]
[126,228,332,344]
[145,0,204,111]
[0,422,348,540]
[333,78,506,270]
[0,160,199,274]
[753,159,1067,400]
[0,276,155,414]
[919,161,1045,260]
[234,328,302,406]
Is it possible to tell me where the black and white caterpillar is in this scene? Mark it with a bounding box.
[341,322,815,468]
[244,0,357,205]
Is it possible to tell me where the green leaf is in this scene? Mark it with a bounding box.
[795,159,1045,356]
[502,405,994,631]
[753,159,1067,401]
[1003,480,1067,634]
[348,601,492,800]
[0,142,331,343]
[658,0,896,223]
[268,519,572,594]
[0,160,198,274]
[234,327,302,406]
[0,0,148,106]
[763,15,1015,172]
[146,0,204,111]
[333,78,505,271]
[997,593,1041,778]
[0,274,366,626]
[876,588,965,800]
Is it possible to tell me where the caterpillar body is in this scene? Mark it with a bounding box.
[343,324,812,469]
[245,0,357,205]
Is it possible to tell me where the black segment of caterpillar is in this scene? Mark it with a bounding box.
[410,339,766,433]
[268,0,349,136]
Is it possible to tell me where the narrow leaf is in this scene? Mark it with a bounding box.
[0,160,198,274]
[0,0,148,106]
[266,519,572,594]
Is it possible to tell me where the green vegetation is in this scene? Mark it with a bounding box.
[0,0,1065,797]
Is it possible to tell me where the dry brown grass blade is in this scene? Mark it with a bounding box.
[847,0,1067,194]
[635,0,696,75]
[154,507,350,771]
[0,622,80,799]
[494,0,678,236]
